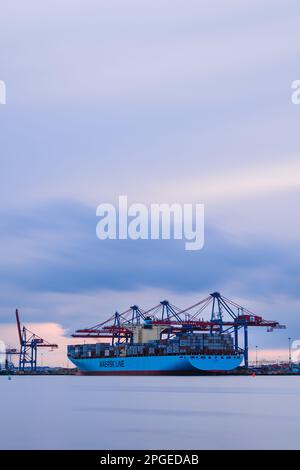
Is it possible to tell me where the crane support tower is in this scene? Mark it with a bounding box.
[15,309,58,372]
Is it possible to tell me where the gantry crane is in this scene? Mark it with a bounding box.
[5,348,19,370]
[72,292,286,368]
[15,309,58,371]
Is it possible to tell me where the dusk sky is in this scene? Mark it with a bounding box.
[1,1,300,365]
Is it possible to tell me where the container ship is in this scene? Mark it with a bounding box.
[68,292,285,375]
[68,318,243,375]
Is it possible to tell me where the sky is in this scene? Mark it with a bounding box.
[1,1,300,366]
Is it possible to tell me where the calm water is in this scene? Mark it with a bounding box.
[1,375,300,449]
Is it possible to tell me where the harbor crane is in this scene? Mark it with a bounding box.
[72,292,285,368]
[15,309,58,371]
[5,348,19,371]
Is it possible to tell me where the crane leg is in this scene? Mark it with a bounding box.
[234,326,238,350]
[244,324,248,368]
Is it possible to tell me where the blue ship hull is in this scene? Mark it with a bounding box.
[69,354,243,375]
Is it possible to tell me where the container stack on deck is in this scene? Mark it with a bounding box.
[68,332,236,360]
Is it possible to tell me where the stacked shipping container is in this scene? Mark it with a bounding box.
[68,332,236,360]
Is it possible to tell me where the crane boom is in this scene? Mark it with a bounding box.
[15,309,22,345]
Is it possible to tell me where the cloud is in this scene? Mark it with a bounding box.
[0,200,299,334]
[0,200,293,293]
[1,0,300,210]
